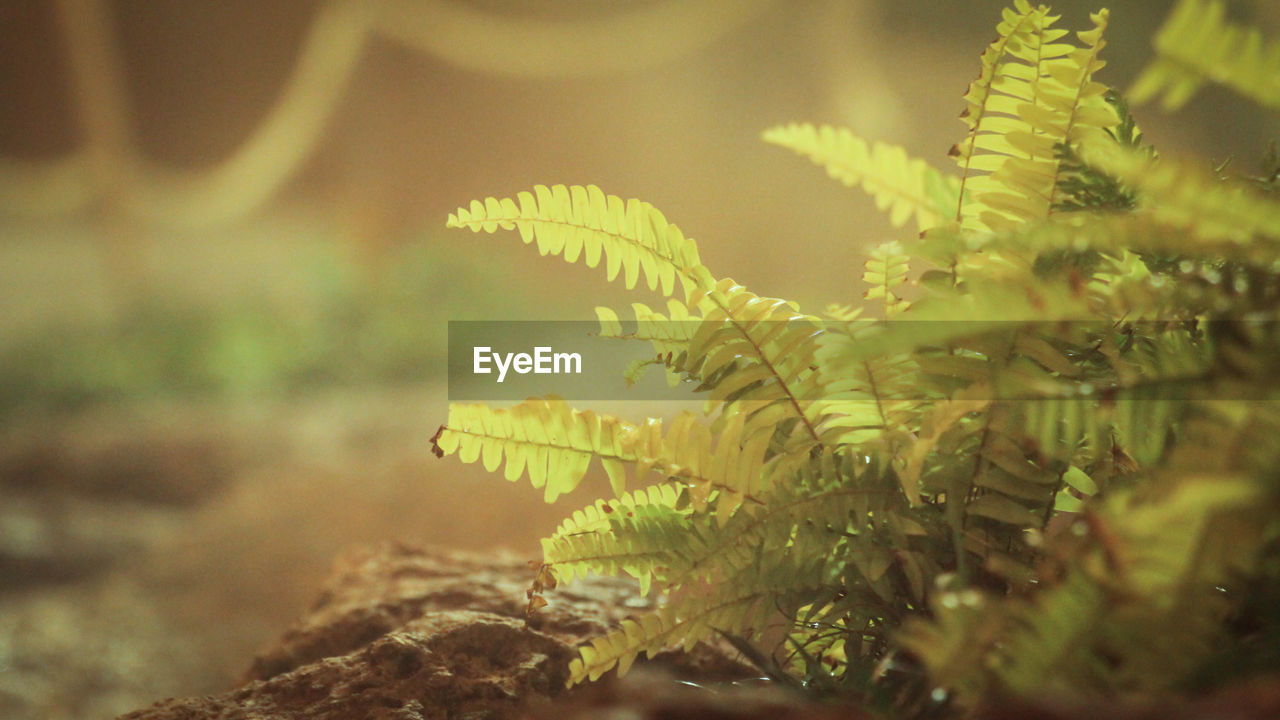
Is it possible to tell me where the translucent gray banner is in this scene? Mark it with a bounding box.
[446,319,1266,402]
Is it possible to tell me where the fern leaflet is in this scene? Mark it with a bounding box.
[763,123,961,232]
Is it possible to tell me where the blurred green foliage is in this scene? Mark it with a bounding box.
[0,241,514,417]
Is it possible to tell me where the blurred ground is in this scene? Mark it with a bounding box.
[0,1,1277,718]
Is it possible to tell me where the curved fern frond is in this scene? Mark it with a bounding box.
[901,470,1261,704]
[433,397,638,501]
[953,3,1119,234]
[568,589,766,684]
[569,512,873,686]
[1129,0,1280,112]
[447,184,716,299]
[952,0,1045,165]
[900,387,993,506]
[952,0,1049,227]
[814,326,922,460]
[541,482,688,595]
[763,123,961,232]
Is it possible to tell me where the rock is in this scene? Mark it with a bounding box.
[121,544,757,719]
[244,543,620,682]
[126,612,574,720]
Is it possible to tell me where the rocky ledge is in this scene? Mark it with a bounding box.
[118,543,791,719]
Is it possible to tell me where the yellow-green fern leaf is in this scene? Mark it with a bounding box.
[542,482,687,595]
[763,123,961,232]
[567,590,765,685]
[1081,144,1280,251]
[1130,0,1280,112]
[447,184,716,299]
[952,1,1048,208]
[686,279,828,454]
[595,300,700,386]
[814,331,922,459]
[862,240,911,318]
[954,4,1118,234]
[624,410,771,523]
[434,396,637,501]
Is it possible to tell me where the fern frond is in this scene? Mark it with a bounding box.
[624,410,772,522]
[814,327,922,461]
[862,240,911,318]
[686,279,828,452]
[568,590,766,684]
[953,4,1119,234]
[594,301,700,386]
[952,0,1047,173]
[569,505,884,686]
[900,387,993,506]
[1129,0,1280,112]
[664,452,890,583]
[952,0,1050,232]
[903,470,1261,704]
[433,397,638,501]
[1082,145,1280,251]
[763,123,961,232]
[541,482,688,595]
[447,184,716,299]
[826,282,1094,372]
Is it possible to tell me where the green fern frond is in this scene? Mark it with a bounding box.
[686,279,828,450]
[763,123,961,232]
[447,184,716,299]
[1082,145,1280,251]
[900,387,992,507]
[952,0,1047,174]
[814,329,922,460]
[1052,90,1146,214]
[433,397,638,501]
[903,470,1261,704]
[624,410,772,523]
[953,3,1118,233]
[1129,0,1280,112]
[595,301,700,386]
[542,482,688,595]
[826,280,1094,371]
[436,1,1280,705]
[862,240,911,318]
[568,590,767,684]
[663,453,891,584]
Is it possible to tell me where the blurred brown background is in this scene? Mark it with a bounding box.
[0,1,1276,718]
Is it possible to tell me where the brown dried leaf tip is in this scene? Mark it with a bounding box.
[429,425,446,458]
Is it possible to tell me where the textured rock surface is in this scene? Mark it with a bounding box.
[121,543,756,719]
[244,543,627,683]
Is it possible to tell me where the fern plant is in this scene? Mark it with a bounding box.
[433,0,1280,713]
